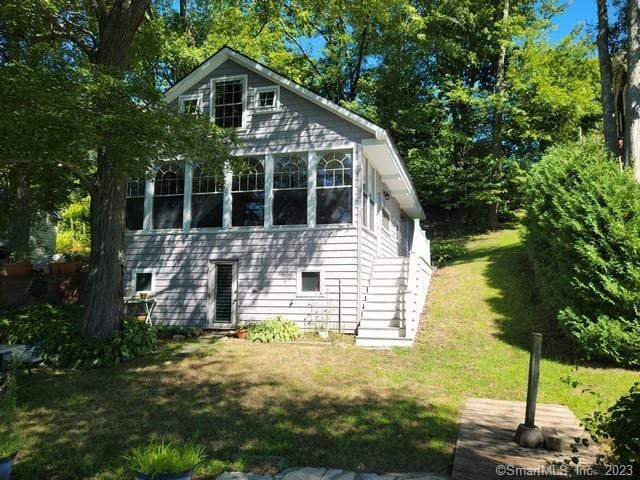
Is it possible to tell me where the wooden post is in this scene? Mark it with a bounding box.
[525,333,542,427]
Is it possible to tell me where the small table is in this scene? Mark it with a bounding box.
[124,296,157,324]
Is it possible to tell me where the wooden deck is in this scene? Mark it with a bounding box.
[452,398,600,480]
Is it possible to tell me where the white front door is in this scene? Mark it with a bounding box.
[208,261,238,328]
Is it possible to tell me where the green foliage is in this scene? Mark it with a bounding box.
[0,373,21,459]
[0,304,157,368]
[430,240,468,266]
[584,383,640,467]
[56,194,90,254]
[124,439,206,475]
[156,325,203,340]
[247,317,301,343]
[524,138,640,366]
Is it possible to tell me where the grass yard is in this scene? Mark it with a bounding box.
[12,223,640,479]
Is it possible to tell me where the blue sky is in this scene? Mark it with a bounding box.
[548,0,598,43]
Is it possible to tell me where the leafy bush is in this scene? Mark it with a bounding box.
[247,317,301,343]
[524,139,640,366]
[430,239,468,266]
[156,325,203,340]
[0,373,21,458]
[584,383,640,468]
[0,304,157,368]
[124,439,206,475]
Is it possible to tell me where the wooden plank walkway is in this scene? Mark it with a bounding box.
[452,398,600,480]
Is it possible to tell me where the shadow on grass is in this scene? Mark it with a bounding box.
[13,345,457,480]
[473,229,615,368]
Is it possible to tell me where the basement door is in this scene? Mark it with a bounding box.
[207,261,238,328]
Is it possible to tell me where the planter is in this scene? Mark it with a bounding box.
[134,470,193,480]
[235,328,249,339]
[49,261,82,275]
[4,263,32,276]
[0,452,17,480]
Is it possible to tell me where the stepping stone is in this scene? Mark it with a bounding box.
[396,475,449,480]
[217,472,272,480]
[280,467,327,480]
[321,469,356,480]
[358,474,398,480]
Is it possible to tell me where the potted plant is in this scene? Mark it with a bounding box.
[234,324,250,340]
[0,373,21,480]
[49,253,84,275]
[124,439,206,480]
[4,248,33,276]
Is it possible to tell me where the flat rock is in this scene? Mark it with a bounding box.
[358,474,398,480]
[396,475,449,480]
[321,469,355,480]
[217,472,272,480]
[279,467,327,480]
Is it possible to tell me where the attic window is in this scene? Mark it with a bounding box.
[213,76,246,128]
[254,86,279,112]
[179,94,202,114]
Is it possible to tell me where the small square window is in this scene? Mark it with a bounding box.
[300,271,321,293]
[254,87,279,112]
[135,273,153,292]
[179,95,201,114]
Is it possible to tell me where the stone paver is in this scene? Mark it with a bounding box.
[218,468,449,480]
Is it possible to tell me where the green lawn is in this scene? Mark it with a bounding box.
[12,223,640,479]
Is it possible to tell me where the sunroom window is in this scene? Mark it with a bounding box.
[191,164,224,228]
[126,178,145,231]
[232,157,264,227]
[153,163,184,229]
[273,154,307,225]
[316,151,353,224]
[213,78,244,128]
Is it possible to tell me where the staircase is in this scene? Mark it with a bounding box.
[355,257,414,347]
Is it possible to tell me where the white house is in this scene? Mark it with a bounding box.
[124,47,432,347]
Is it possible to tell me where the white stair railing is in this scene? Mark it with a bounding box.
[402,219,433,341]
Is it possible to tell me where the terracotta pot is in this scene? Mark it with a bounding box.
[235,328,249,339]
[49,261,82,275]
[4,263,32,276]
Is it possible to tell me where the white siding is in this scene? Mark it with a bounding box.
[126,228,359,332]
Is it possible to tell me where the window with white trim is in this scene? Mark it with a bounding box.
[273,154,307,225]
[213,78,244,128]
[132,271,154,293]
[126,178,145,231]
[382,208,390,231]
[362,157,375,230]
[179,94,202,114]
[254,86,279,113]
[232,157,264,227]
[298,269,322,295]
[191,164,224,228]
[153,163,184,230]
[316,151,353,224]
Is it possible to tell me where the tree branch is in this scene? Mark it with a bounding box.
[58,161,97,196]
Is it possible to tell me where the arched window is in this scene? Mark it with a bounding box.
[126,178,145,231]
[232,157,264,227]
[273,154,307,225]
[153,163,184,229]
[316,152,352,224]
[192,164,224,228]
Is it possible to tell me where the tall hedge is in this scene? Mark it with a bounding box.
[524,139,640,367]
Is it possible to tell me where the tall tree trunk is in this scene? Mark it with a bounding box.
[488,0,509,229]
[7,173,32,256]
[82,0,150,339]
[627,0,640,180]
[597,0,619,155]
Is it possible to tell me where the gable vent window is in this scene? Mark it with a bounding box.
[153,163,184,230]
[254,87,279,112]
[232,157,264,227]
[273,154,307,225]
[213,78,244,128]
[316,151,353,224]
[126,178,145,231]
[192,164,224,229]
[179,95,201,114]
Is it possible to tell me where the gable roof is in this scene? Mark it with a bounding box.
[164,47,425,219]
